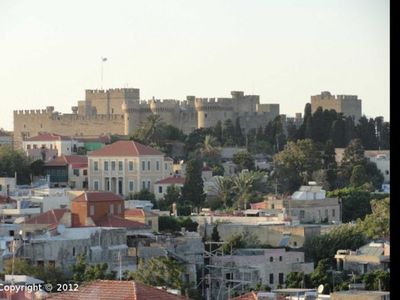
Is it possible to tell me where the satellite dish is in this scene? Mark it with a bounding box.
[317,284,325,294]
[57,224,65,234]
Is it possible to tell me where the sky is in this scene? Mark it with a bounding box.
[0,0,389,131]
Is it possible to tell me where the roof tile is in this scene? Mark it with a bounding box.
[89,140,164,157]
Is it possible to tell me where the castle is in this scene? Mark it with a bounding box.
[13,88,280,148]
[311,91,362,121]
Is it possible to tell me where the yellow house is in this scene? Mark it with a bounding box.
[125,208,159,232]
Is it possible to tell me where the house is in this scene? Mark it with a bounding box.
[125,208,159,232]
[208,248,314,299]
[251,185,341,224]
[154,176,185,200]
[46,280,188,300]
[335,241,390,274]
[22,133,84,161]
[44,155,88,188]
[88,140,173,196]
[334,148,390,184]
[14,227,132,274]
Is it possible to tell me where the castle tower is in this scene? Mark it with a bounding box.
[194,98,234,128]
[122,100,140,136]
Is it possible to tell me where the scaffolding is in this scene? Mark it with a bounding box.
[201,241,260,300]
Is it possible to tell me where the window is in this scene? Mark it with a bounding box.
[159,186,163,193]
[271,204,275,209]
[37,260,44,268]
[205,113,208,118]
[94,181,99,191]
[279,273,284,285]
[118,161,123,171]
[27,144,31,150]
[129,161,134,171]
[299,210,305,219]
[148,220,152,227]
[83,169,88,176]
[332,209,335,217]
[270,257,273,262]
[156,161,160,171]
[90,205,95,216]
[48,260,55,269]
[94,161,98,171]
[0,185,2,191]
[104,161,109,171]
[147,161,151,171]
[72,247,76,257]
[109,204,114,214]
[111,161,116,171]
[142,181,146,190]
[147,181,151,189]
[142,161,146,171]
[325,209,328,217]
[165,163,168,170]
[279,256,282,262]
[73,169,79,176]
[129,181,134,192]
[117,204,122,214]
[269,273,274,284]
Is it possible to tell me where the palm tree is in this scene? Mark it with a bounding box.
[132,115,163,144]
[232,171,264,210]
[199,135,220,160]
[211,176,234,208]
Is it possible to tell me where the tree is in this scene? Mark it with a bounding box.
[362,269,390,291]
[232,171,264,209]
[130,189,157,208]
[304,224,367,265]
[199,135,220,161]
[273,139,322,189]
[4,258,67,285]
[70,254,115,283]
[330,119,346,148]
[30,159,45,177]
[132,257,185,290]
[223,119,235,146]
[234,117,245,146]
[159,185,181,211]
[212,176,234,208]
[350,165,369,187]
[181,159,206,212]
[0,146,32,184]
[131,114,163,145]
[233,151,255,172]
[358,198,390,239]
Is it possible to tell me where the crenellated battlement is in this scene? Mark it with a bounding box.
[14,109,52,116]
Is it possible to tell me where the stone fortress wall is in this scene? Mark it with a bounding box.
[311,91,362,121]
[14,88,281,148]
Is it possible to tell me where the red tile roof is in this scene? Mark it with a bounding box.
[24,208,69,226]
[47,280,188,300]
[250,201,267,210]
[72,191,124,203]
[155,177,185,185]
[95,215,149,229]
[89,140,164,157]
[45,155,88,168]
[25,133,70,142]
[125,208,158,218]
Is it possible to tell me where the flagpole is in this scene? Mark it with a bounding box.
[101,57,107,90]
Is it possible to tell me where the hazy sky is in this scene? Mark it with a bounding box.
[0,0,389,131]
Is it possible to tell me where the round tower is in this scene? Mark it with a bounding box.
[122,100,140,136]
